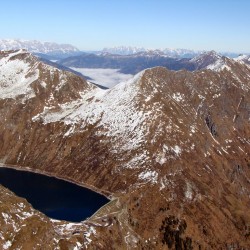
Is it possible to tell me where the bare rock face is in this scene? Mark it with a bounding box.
[0,50,250,249]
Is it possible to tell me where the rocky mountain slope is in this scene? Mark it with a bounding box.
[0,49,250,249]
[0,39,81,59]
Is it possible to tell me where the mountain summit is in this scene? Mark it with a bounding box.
[190,50,224,69]
[0,49,92,103]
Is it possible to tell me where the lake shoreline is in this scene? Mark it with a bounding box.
[0,164,112,222]
[0,163,113,200]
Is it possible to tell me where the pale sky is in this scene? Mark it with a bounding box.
[1,0,250,53]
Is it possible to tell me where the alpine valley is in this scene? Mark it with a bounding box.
[0,48,250,250]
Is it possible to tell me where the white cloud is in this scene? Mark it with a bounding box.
[70,67,133,88]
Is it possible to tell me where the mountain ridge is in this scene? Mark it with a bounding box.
[102,46,249,58]
[1,39,249,59]
[58,50,243,75]
[102,46,202,58]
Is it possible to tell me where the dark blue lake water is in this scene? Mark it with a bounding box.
[0,167,109,222]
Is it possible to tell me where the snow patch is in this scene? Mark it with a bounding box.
[3,240,12,249]
[155,144,169,165]
[2,212,10,223]
[172,92,183,102]
[172,145,182,156]
[190,125,196,134]
[156,154,167,165]
[40,81,47,88]
[83,226,96,247]
[185,182,193,200]
[73,242,83,250]
[138,170,158,183]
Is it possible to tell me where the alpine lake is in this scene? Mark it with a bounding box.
[0,166,109,222]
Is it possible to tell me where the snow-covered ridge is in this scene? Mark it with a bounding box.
[190,50,222,63]
[190,51,232,71]
[102,46,146,55]
[0,49,39,99]
[0,49,94,102]
[234,54,249,61]
[33,70,150,152]
[234,54,250,65]
[102,46,202,58]
[0,39,79,54]
[102,46,250,59]
[162,48,202,58]
[206,58,231,71]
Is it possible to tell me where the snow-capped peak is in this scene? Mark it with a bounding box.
[102,46,201,58]
[190,50,222,63]
[162,48,202,58]
[190,50,228,71]
[102,46,146,55]
[0,49,91,102]
[0,39,79,54]
[132,50,167,57]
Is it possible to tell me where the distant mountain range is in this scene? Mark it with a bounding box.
[0,39,247,60]
[102,46,202,58]
[58,51,193,74]
[0,39,82,59]
[101,46,243,58]
[58,50,236,75]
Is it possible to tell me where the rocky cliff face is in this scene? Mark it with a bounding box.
[0,50,249,249]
